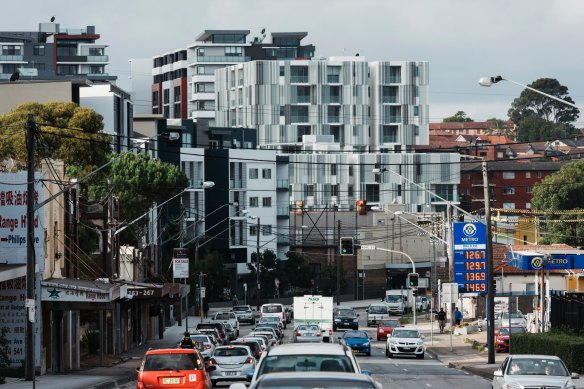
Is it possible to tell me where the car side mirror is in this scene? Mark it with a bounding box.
[572,372,580,379]
[365,309,369,313]
[493,370,503,377]
[356,314,360,317]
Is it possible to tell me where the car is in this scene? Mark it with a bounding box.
[500,311,527,328]
[248,331,278,347]
[208,345,256,386]
[338,330,372,356]
[241,335,269,351]
[495,325,526,353]
[385,327,425,359]
[223,322,237,341]
[251,342,363,383]
[212,311,240,336]
[197,328,224,346]
[293,324,324,343]
[189,334,216,358]
[254,323,282,339]
[366,303,390,327]
[492,354,579,389]
[415,296,429,311]
[333,306,359,331]
[197,322,228,344]
[232,305,256,325]
[229,372,383,389]
[260,303,287,328]
[376,318,401,341]
[258,315,284,330]
[481,312,502,330]
[136,348,213,389]
[230,338,264,360]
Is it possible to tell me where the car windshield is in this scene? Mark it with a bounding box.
[386,295,402,303]
[214,347,248,357]
[143,353,203,371]
[501,312,524,319]
[380,320,399,327]
[336,309,356,316]
[507,358,568,376]
[233,306,250,312]
[224,323,233,330]
[499,327,525,335]
[260,317,279,322]
[258,355,354,375]
[216,313,233,320]
[190,335,209,343]
[369,305,388,314]
[262,305,283,313]
[256,378,375,389]
[392,329,420,338]
[297,325,320,332]
[344,331,368,339]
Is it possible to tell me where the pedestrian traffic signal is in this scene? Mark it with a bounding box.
[407,273,419,288]
[412,289,418,297]
[339,237,354,255]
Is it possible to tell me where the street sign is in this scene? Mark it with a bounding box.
[453,222,488,295]
[173,248,189,279]
[441,282,459,304]
[360,245,376,250]
[200,287,206,298]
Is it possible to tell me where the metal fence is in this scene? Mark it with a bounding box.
[550,291,584,331]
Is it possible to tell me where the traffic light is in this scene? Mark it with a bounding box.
[339,237,354,255]
[412,289,418,297]
[407,273,419,288]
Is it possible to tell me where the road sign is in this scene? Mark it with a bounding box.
[360,245,376,250]
[453,222,488,295]
[200,287,206,298]
[441,282,459,304]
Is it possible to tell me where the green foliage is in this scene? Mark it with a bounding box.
[443,111,473,122]
[511,330,584,373]
[531,160,584,246]
[508,78,580,142]
[0,102,111,176]
[192,244,231,301]
[485,118,515,138]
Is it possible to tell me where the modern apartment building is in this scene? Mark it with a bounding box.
[0,22,115,82]
[151,29,315,123]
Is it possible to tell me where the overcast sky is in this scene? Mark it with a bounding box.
[4,0,584,125]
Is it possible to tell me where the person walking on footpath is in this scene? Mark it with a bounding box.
[203,299,209,318]
[437,307,446,333]
[232,294,239,307]
[454,307,463,326]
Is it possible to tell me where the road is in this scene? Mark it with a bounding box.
[118,307,492,389]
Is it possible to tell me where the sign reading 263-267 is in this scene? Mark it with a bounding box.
[453,222,488,295]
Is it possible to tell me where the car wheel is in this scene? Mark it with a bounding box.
[211,380,218,388]
[366,351,371,356]
[417,353,424,359]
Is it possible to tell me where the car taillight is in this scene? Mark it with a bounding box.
[208,358,217,365]
[296,332,301,336]
[205,344,212,350]
[316,332,321,336]
[244,357,254,364]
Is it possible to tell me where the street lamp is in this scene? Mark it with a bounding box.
[248,215,261,311]
[478,75,582,110]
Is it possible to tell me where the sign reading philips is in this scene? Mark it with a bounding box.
[453,222,488,295]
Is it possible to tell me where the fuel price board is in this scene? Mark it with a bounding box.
[453,222,488,295]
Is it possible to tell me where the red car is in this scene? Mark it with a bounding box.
[495,325,526,352]
[376,318,401,341]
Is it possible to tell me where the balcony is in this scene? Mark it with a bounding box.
[382,96,398,104]
[277,207,290,218]
[277,235,290,245]
[384,116,401,123]
[327,116,341,124]
[327,95,341,104]
[327,75,340,83]
[0,55,24,62]
[188,56,250,65]
[276,179,289,190]
[290,76,308,83]
[291,115,309,124]
[87,55,109,62]
[293,95,310,104]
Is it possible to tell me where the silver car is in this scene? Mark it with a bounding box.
[189,334,215,358]
[293,324,324,343]
[492,354,579,389]
[232,305,255,325]
[209,345,256,386]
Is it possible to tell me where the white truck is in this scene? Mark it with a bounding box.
[385,289,415,315]
[293,295,333,343]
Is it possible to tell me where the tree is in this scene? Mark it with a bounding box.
[0,102,111,176]
[272,252,315,294]
[531,160,584,246]
[508,78,580,142]
[443,111,473,122]
[485,118,515,138]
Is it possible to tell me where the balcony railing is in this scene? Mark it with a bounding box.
[277,207,290,217]
[384,116,401,123]
[277,236,290,245]
[188,56,250,65]
[0,55,24,61]
[327,95,341,104]
[291,76,308,83]
[294,95,310,103]
[327,116,340,123]
[382,96,398,103]
[87,55,109,62]
[276,179,289,189]
[327,75,340,83]
[291,115,309,123]
[384,76,401,83]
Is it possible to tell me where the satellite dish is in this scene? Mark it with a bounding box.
[50,16,55,22]
[9,71,20,82]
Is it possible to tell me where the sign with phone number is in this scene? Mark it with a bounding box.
[453,222,488,295]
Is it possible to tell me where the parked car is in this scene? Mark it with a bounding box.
[333,306,359,331]
[338,330,372,356]
[232,305,255,325]
[136,348,213,389]
[251,342,363,383]
[229,372,383,389]
[416,296,429,311]
[293,324,324,343]
[208,345,256,387]
[495,326,526,353]
[376,318,401,341]
[500,311,527,328]
[385,327,425,359]
[189,334,216,358]
[366,303,390,327]
[492,354,579,389]
[212,311,240,336]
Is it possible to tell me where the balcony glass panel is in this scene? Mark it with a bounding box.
[87,55,109,62]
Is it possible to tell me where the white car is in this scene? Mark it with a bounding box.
[415,297,429,311]
[213,311,240,336]
[260,303,287,329]
[492,354,579,389]
[385,327,425,359]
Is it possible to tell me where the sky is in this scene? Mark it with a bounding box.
[4,0,584,125]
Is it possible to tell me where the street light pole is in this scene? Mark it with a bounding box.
[256,217,261,311]
[483,161,496,364]
[25,114,36,385]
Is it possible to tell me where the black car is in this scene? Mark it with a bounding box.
[333,306,359,331]
[196,322,227,343]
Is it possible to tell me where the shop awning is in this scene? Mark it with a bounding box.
[0,264,26,283]
[41,278,120,302]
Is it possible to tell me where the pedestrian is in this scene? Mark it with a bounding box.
[454,307,463,326]
[437,307,446,333]
[180,331,196,349]
[232,294,239,307]
[203,300,209,318]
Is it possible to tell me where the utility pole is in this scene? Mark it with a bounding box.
[25,114,36,385]
[337,220,341,306]
[483,161,495,364]
[256,217,261,311]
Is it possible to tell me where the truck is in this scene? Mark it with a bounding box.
[384,289,414,315]
[293,295,333,343]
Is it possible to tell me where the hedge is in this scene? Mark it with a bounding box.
[511,331,584,373]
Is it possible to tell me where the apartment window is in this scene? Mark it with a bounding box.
[56,45,77,56]
[57,65,77,75]
[225,46,243,56]
[33,45,45,56]
[249,225,257,236]
[196,83,214,93]
[89,65,104,74]
[413,106,419,117]
[349,166,353,176]
[249,168,259,179]
[262,225,271,236]
[382,125,398,143]
[88,47,104,56]
[327,66,340,83]
[331,164,337,176]
[163,89,170,104]
[249,197,259,207]
[502,172,515,179]
[196,66,208,75]
[525,171,531,178]
[291,106,308,123]
[262,197,272,207]
[526,186,532,194]
[196,48,205,56]
[536,171,542,178]
[348,184,354,197]
[174,86,181,102]
[262,168,271,179]
[327,106,340,123]
[2,64,18,74]
[503,186,515,195]
[526,202,531,209]
[331,184,339,197]
[381,86,398,103]
[2,45,21,56]
[497,151,504,158]
[502,203,515,209]
[279,66,285,76]
[290,66,308,83]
